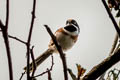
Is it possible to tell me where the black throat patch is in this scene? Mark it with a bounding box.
[64,25,77,32]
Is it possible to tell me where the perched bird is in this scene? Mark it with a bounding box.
[24,19,80,72]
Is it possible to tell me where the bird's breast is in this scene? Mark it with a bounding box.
[55,29,78,51]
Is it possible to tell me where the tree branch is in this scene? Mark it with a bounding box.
[30,46,36,77]
[33,55,54,78]
[47,68,52,80]
[8,35,27,44]
[82,48,120,80]
[1,29,13,80]
[0,0,13,79]
[44,25,68,80]
[5,0,9,30]
[98,33,119,80]
[102,0,120,36]
[19,72,26,80]
[98,1,120,80]
[26,0,36,79]
[109,33,119,55]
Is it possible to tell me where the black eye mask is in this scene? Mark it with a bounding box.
[64,25,77,32]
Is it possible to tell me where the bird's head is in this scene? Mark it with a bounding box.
[64,19,80,35]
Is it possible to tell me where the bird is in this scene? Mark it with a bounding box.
[24,19,80,72]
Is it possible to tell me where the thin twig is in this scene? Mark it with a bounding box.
[33,55,54,78]
[30,46,37,77]
[102,0,120,36]
[5,0,9,30]
[8,35,27,44]
[26,0,36,79]
[82,48,120,80]
[47,68,52,80]
[0,29,27,44]
[44,25,68,80]
[19,72,26,80]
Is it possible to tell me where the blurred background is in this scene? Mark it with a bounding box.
[0,0,119,80]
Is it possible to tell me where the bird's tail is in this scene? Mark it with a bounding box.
[23,48,54,72]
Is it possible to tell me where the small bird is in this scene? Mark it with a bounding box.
[24,19,80,72]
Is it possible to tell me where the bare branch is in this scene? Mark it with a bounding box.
[82,48,120,80]
[99,33,119,80]
[30,46,37,77]
[102,0,120,36]
[110,33,119,55]
[19,72,26,80]
[0,27,27,45]
[33,55,54,78]
[44,25,68,80]
[98,1,120,79]
[5,0,9,30]
[47,68,52,80]
[1,26,13,80]
[26,0,36,79]
[8,35,27,44]
[0,0,13,80]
